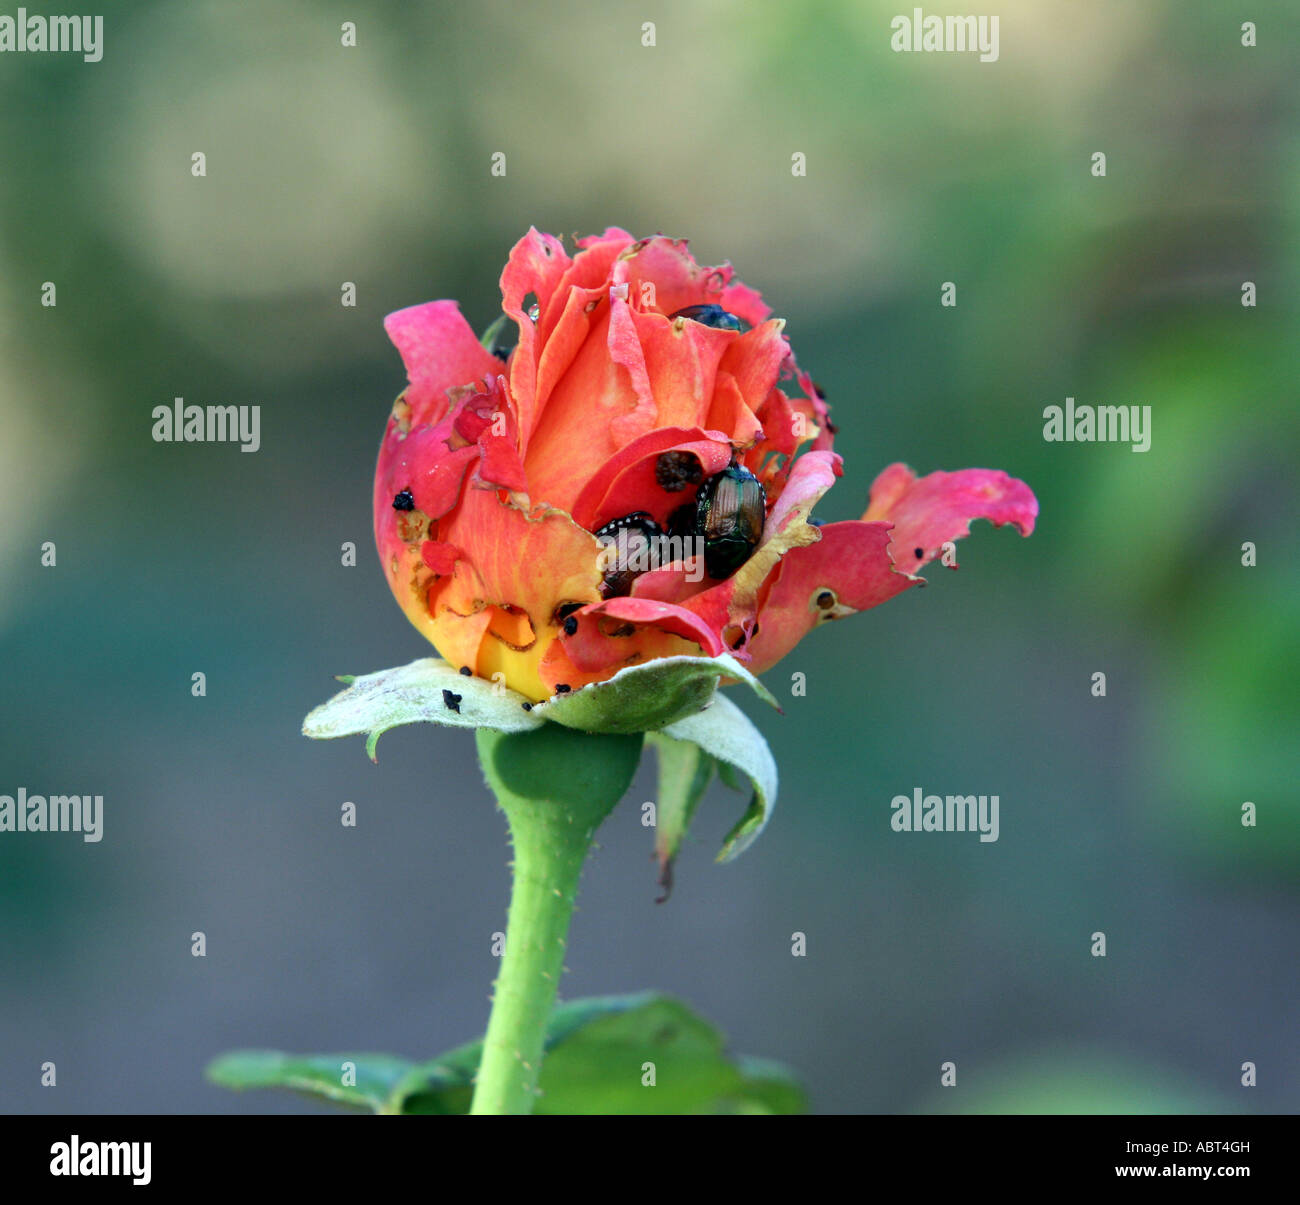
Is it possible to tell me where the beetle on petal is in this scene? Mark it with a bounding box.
[695,463,767,580]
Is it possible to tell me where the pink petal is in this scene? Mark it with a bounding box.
[383,301,504,427]
[706,372,764,449]
[532,281,612,428]
[794,367,835,452]
[626,306,738,431]
[550,597,725,682]
[747,464,1039,672]
[584,597,725,657]
[629,558,711,604]
[568,426,730,531]
[458,376,528,494]
[606,287,659,446]
[719,279,772,328]
[612,236,770,325]
[579,436,733,533]
[409,440,479,520]
[536,228,633,348]
[678,450,843,646]
[746,520,895,672]
[421,539,465,576]
[863,464,1039,573]
[717,320,791,416]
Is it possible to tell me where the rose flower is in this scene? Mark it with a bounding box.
[374,228,1036,706]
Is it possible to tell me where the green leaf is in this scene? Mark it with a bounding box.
[394,992,807,1115]
[207,993,806,1116]
[205,1051,414,1113]
[302,657,540,758]
[526,993,804,1115]
[538,652,778,735]
[386,1045,480,1115]
[645,733,713,897]
[730,1055,812,1115]
[659,691,778,862]
[386,995,660,1115]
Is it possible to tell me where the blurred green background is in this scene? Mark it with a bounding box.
[1,0,1296,1113]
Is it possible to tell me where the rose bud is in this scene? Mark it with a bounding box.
[374,228,1037,707]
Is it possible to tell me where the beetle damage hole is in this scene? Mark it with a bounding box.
[391,395,412,434]
[396,510,430,544]
[486,604,536,650]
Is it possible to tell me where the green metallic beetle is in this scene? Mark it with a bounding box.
[669,303,747,332]
[693,462,767,579]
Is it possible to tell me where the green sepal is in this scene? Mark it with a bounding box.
[301,653,779,753]
[302,657,540,759]
[537,652,778,734]
[479,312,511,354]
[659,691,778,862]
[646,733,713,898]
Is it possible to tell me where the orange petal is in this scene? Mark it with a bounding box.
[501,227,572,447]
[522,305,643,511]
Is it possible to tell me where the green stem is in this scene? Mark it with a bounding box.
[469,784,603,1114]
[470,725,642,1115]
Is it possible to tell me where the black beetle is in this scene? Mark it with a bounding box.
[695,464,766,579]
[668,304,746,332]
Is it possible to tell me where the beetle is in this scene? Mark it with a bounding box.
[595,462,766,593]
[668,303,746,332]
[694,463,766,579]
[594,512,664,597]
